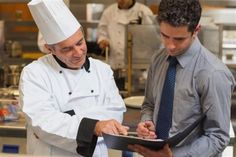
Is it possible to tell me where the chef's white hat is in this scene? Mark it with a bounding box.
[28,0,81,45]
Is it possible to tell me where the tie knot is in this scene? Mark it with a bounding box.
[169,57,178,66]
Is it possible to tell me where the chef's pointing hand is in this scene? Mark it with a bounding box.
[94,119,129,136]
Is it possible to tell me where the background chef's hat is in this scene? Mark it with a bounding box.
[28,0,81,45]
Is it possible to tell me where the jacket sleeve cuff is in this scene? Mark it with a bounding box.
[141,114,153,122]
[76,118,99,157]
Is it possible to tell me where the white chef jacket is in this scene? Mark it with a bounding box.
[97,2,153,69]
[19,54,126,157]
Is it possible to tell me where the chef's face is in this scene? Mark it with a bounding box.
[117,0,133,9]
[159,22,199,57]
[47,29,87,69]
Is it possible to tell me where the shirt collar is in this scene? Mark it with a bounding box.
[176,38,201,68]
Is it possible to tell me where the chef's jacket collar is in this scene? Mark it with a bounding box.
[118,0,136,9]
[53,55,90,72]
[83,56,90,72]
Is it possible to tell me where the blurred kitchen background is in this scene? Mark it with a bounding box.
[0,0,236,156]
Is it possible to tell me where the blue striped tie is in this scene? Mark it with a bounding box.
[156,57,178,139]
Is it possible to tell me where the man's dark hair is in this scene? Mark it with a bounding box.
[157,0,202,33]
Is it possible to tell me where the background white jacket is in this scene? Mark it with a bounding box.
[97,2,153,69]
[19,54,126,156]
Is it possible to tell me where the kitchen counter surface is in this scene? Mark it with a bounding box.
[0,117,26,130]
[0,106,235,156]
[1,106,235,135]
[0,117,26,138]
[123,107,141,131]
[0,107,140,137]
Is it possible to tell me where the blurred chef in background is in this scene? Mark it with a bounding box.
[19,0,128,157]
[97,0,153,69]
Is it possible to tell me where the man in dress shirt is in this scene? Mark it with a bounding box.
[129,0,235,157]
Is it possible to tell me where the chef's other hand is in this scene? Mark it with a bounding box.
[128,144,172,157]
[136,121,156,139]
[98,40,109,50]
[94,119,129,136]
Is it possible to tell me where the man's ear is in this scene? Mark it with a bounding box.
[193,24,201,37]
[45,44,53,52]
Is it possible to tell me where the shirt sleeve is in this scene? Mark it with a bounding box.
[76,118,98,157]
[172,69,235,157]
[140,4,153,16]
[97,7,111,43]
[141,61,155,122]
[141,51,164,122]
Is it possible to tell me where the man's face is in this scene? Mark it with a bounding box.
[48,29,87,69]
[117,0,133,9]
[159,22,198,56]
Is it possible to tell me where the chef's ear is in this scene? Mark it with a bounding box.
[45,44,54,52]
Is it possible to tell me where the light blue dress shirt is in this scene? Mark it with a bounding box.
[141,38,235,157]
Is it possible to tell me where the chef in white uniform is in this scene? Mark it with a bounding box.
[97,0,153,69]
[19,0,128,157]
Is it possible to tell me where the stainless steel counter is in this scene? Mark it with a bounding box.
[0,118,26,130]
[0,108,141,139]
[0,107,140,136]
[0,117,26,138]
[0,107,235,156]
[0,117,26,154]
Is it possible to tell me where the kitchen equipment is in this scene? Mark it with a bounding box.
[0,98,20,122]
[0,86,19,99]
[86,3,104,22]
[0,68,4,87]
[125,24,161,65]
[0,20,5,51]
[6,65,21,87]
[4,40,22,58]
[7,73,20,87]
[4,40,12,56]
[198,17,221,58]
[0,113,26,154]
[10,41,22,58]
[124,96,144,109]
[125,24,161,95]
[114,68,126,91]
